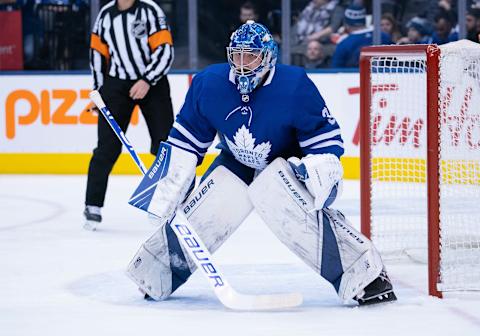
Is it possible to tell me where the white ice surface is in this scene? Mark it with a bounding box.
[0,176,479,336]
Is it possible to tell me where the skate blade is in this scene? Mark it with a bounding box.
[357,291,397,307]
[83,220,98,231]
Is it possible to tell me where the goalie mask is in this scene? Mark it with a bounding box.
[227,21,278,95]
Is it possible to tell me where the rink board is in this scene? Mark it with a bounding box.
[0,71,391,178]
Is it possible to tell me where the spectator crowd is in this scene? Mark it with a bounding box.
[290,0,480,68]
[2,0,480,71]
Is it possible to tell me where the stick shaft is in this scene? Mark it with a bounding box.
[89,90,147,175]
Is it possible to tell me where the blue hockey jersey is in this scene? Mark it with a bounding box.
[167,63,344,170]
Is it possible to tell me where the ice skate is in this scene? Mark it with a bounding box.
[83,206,102,231]
[355,270,397,306]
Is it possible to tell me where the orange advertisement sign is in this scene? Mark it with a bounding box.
[5,89,141,139]
[0,74,189,153]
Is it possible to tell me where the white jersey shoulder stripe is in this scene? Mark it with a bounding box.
[173,121,212,149]
[167,137,205,157]
[299,129,342,148]
[310,140,344,150]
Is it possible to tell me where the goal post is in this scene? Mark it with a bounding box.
[360,41,480,298]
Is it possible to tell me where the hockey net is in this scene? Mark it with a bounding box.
[360,41,480,297]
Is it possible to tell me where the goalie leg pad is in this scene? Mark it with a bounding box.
[248,158,384,301]
[322,208,384,301]
[126,226,174,300]
[127,165,253,301]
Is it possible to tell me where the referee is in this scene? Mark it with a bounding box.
[84,0,174,230]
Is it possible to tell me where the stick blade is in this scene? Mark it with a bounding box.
[216,287,303,311]
[89,90,106,109]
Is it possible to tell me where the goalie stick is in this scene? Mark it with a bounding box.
[89,90,303,310]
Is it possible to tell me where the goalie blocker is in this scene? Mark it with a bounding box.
[249,158,397,305]
[128,142,197,223]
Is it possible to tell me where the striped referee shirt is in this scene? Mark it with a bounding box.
[90,0,174,90]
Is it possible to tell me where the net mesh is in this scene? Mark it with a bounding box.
[369,54,428,256]
[367,41,480,292]
[438,41,480,291]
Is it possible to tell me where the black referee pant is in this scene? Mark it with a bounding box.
[85,75,174,207]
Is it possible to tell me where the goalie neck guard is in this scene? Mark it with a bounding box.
[227,20,278,95]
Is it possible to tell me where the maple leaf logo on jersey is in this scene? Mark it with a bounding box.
[225,125,271,169]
